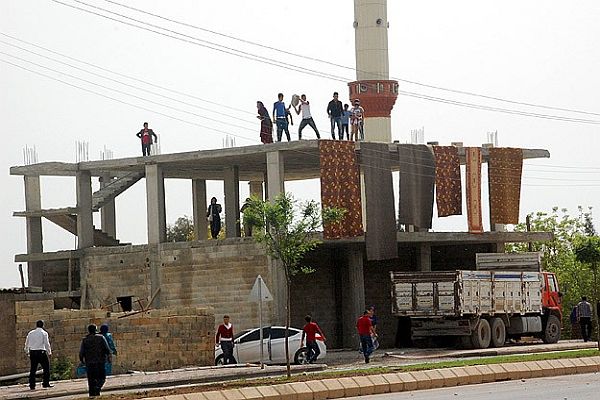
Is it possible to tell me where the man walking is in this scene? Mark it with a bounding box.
[135,122,158,156]
[326,92,344,140]
[216,315,236,365]
[357,310,376,363]
[272,93,291,142]
[577,296,593,342]
[24,320,53,390]
[300,315,326,363]
[293,94,320,140]
[79,324,111,397]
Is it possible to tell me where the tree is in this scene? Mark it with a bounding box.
[243,192,345,377]
[507,206,595,337]
[166,216,195,242]
[574,235,600,349]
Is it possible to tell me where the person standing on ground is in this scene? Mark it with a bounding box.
[272,93,291,142]
[350,99,365,141]
[341,103,351,140]
[293,94,320,140]
[135,122,158,156]
[206,197,222,239]
[216,315,236,365]
[357,310,376,363]
[79,324,111,398]
[577,296,593,342]
[300,315,326,364]
[326,92,344,140]
[256,101,273,144]
[99,324,117,376]
[367,305,380,350]
[24,320,53,390]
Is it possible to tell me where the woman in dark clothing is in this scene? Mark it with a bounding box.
[256,101,273,144]
[206,197,222,239]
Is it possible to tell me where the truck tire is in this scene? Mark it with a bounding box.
[471,319,491,349]
[490,317,506,348]
[542,315,561,344]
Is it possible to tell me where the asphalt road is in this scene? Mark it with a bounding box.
[345,373,600,400]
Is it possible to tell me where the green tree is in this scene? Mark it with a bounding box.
[507,206,595,337]
[166,216,195,242]
[243,192,345,377]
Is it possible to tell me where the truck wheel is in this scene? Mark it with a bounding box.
[490,318,506,348]
[471,319,491,349]
[542,315,561,344]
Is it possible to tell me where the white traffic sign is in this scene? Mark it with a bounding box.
[249,275,273,301]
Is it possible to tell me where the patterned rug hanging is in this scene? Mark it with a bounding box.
[432,146,462,217]
[465,147,483,233]
[488,147,523,225]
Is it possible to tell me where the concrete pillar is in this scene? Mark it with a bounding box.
[266,151,285,202]
[145,164,166,244]
[417,243,431,272]
[76,171,94,249]
[342,247,365,347]
[99,175,116,238]
[249,181,264,201]
[192,179,208,240]
[223,166,241,238]
[24,176,43,286]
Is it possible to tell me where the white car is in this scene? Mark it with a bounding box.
[215,326,326,365]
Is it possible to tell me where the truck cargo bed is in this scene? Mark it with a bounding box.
[390,270,543,317]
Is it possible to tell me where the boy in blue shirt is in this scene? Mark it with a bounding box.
[341,104,351,140]
[272,93,291,142]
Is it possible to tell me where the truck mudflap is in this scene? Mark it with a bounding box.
[411,318,472,338]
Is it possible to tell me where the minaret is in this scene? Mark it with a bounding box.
[349,0,398,143]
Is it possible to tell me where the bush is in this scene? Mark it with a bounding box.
[50,356,73,381]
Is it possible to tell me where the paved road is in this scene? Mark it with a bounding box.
[346,373,600,400]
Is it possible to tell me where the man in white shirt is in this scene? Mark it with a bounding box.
[24,320,53,390]
[293,94,321,140]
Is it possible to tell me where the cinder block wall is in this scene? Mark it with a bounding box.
[81,239,273,333]
[0,298,17,374]
[2,299,214,376]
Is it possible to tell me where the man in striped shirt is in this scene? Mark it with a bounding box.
[577,296,593,342]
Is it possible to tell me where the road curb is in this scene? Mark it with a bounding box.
[148,356,600,400]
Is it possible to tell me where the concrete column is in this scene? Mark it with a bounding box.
[76,171,94,249]
[24,176,43,286]
[145,164,166,244]
[223,166,241,238]
[342,247,365,347]
[249,181,264,201]
[99,175,116,238]
[417,243,431,271]
[192,179,208,240]
[266,151,285,202]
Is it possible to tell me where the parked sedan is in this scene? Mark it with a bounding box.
[215,326,326,365]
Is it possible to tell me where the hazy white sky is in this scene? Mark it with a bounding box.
[1,1,599,287]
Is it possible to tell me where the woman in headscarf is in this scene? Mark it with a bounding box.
[256,101,273,144]
[206,197,222,239]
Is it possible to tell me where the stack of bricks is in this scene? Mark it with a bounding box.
[1,299,214,376]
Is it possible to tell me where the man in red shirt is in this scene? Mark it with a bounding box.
[300,315,326,364]
[135,122,158,156]
[215,315,235,365]
[357,310,376,363]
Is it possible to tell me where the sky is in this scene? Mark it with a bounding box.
[1,1,599,288]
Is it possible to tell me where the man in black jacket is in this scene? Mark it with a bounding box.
[135,122,158,156]
[326,92,344,140]
[79,324,111,397]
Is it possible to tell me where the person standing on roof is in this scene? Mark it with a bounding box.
[272,93,291,142]
[350,99,365,141]
[326,92,344,140]
[293,94,320,140]
[135,122,158,156]
[256,101,273,144]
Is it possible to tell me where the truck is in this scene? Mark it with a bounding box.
[390,253,562,349]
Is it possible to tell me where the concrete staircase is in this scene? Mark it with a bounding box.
[92,172,144,211]
[45,214,124,247]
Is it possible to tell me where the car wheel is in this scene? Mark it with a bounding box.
[215,355,224,366]
[294,347,307,365]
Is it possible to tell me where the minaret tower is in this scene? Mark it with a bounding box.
[349,0,398,142]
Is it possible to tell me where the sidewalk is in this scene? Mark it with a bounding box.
[0,364,325,400]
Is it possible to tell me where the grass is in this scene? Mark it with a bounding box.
[99,348,599,400]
